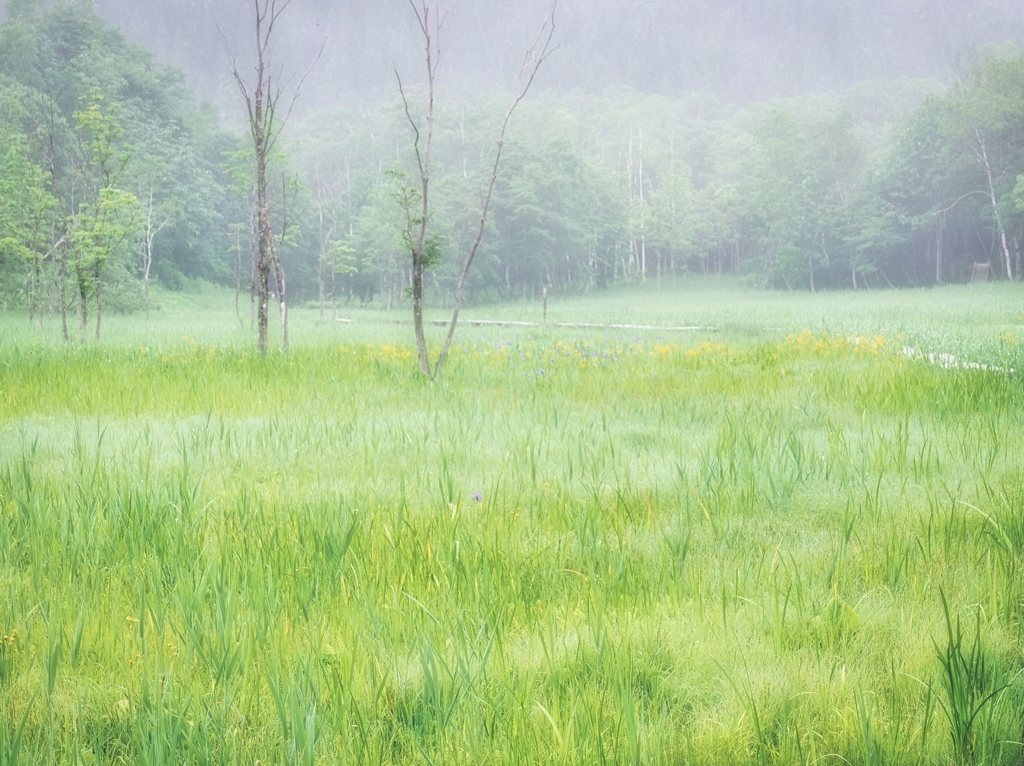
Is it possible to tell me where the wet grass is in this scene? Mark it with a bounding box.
[1,281,1023,764]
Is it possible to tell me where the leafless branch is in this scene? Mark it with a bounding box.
[936,189,989,215]
[432,1,558,376]
[267,39,325,155]
[395,69,425,188]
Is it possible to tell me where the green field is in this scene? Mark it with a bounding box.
[2,281,1024,765]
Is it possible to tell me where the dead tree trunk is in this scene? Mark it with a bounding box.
[399,0,557,378]
[227,0,320,354]
[272,254,289,351]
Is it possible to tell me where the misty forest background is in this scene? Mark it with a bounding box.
[4,0,1024,327]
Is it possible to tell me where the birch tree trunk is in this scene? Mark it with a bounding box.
[975,130,1013,280]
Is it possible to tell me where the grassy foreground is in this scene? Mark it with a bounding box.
[1,282,1024,765]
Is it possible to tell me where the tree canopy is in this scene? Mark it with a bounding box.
[2,1,1024,331]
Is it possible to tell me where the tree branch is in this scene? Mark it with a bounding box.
[432,1,558,377]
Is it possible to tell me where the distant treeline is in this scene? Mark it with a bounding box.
[2,2,1024,325]
[292,62,1024,302]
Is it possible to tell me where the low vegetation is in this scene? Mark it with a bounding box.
[1,282,1022,764]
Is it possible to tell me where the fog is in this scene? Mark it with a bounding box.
[75,0,1024,109]
[5,0,1024,306]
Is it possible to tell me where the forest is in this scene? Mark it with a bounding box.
[2,0,1024,334]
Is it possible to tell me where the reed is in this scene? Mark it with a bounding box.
[1,282,1023,764]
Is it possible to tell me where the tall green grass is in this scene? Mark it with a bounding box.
[1,282,1023,764]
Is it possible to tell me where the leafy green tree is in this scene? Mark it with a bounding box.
[0,135,55,314]
[648,156,696,284]
[872,96,954,284]
[0,1,234,332]
[0,78,55,314]
[69,92,138,342]
[940,54,1024,279]
[741,107,865,290]
[484,137,621,296]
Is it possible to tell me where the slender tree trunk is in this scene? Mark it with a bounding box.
[272,254,288,351]
[78,271,88,344]
[998,228,1012,280]
[318,262,325,322]
[143,234,155,321]
[234,235,245,329]
[432,25,555,376]
[230,0,319,353]
[45,117,71,341]
[59,244,69,340]
[48,256,55,321]
[253,17,272,352]
[331,252,337,321]
[976,131,1013,280]
[94,262,103,342]
[627,134,637,277]
[935,211,944,285]
[141,193,169,321]
[250,249,256,330]
[255,157,272,352]
[396,2,436,377]
[412,255,430,374]
[1014,234,1022,282]
[400,0,554,378]
[638,129,646,280]
[143,195,151,319]
[27,268,35,323]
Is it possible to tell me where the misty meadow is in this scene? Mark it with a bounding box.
[2,1,1024,764]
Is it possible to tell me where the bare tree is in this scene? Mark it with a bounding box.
[226,0,321,354]
[397,0,557,378]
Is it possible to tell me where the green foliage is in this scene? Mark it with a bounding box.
[5,0,1024,315]
[931,592,1012,764]
[0,1,233,317]
[65,92,139,335]
[70,187,139,274]
[279,50,1024,301]
[0,138,52,258]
